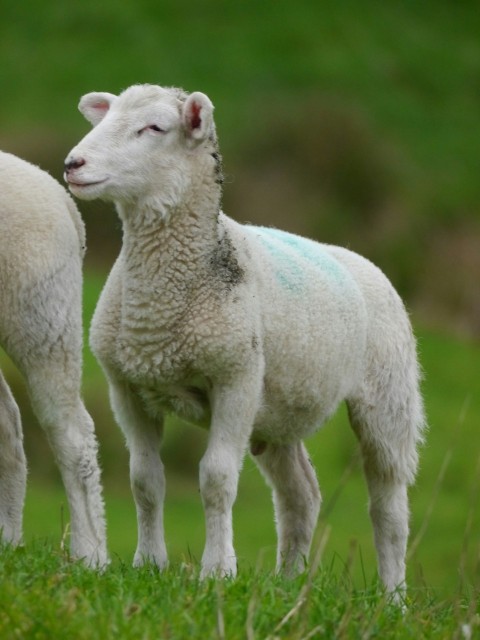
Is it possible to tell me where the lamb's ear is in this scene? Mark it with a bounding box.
[182,92,214,143]
[78,92,117,126]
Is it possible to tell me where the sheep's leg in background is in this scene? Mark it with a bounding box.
[0,370,27,545]
[8,265,108,567]
[200,368,263,578]
[108,381,167,569]
[25,364,107,567]
[254,441,321,576]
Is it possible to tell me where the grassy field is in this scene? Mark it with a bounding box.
[0,540,476,639]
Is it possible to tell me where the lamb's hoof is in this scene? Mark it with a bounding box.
[200,557,237,580]
[70,543,110,570]
[133,549,168,570]
[84,551,110,571]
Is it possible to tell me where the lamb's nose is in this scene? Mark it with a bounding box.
[64,157,86,172]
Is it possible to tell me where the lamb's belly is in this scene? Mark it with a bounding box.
[252,333,364,443]
[252,388,341,443]
[137,378,211,428]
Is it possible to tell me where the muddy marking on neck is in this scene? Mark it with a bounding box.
[210,230,245,291]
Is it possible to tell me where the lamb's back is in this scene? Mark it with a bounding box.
[0,151,85,274]
[0,151,85,354]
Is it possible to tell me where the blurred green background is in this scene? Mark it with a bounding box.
[1,0,479,596]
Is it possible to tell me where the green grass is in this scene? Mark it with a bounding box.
[0,542,475,639]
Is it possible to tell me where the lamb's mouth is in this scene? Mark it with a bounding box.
[66,177,108,188]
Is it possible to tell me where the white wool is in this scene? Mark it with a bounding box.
[0,151,107,566]
[66,84,425,594]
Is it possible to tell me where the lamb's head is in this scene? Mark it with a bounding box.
[64,84,220,212]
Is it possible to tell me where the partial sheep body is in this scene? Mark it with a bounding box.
[0,150,107,566]
[65,84,425,593]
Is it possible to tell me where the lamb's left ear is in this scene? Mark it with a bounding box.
[79,92,117,127]
[182,92,214,143]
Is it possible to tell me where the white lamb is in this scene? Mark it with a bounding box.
[0,150,107,566]
[64,84,425,594]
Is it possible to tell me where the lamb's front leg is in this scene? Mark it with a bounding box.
[199,367,263,578]
[199,439,240,577]
[109,382,167,569]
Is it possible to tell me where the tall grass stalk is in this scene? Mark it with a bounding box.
[408,397,471,562]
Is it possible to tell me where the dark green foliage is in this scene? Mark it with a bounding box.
[0,0,479,333]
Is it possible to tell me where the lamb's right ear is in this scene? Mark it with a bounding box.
[182,92,214,144]
[78,92,117,126]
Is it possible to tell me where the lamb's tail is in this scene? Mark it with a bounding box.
[346,314,426,486]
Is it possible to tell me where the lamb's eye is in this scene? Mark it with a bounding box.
[137,125,165,135]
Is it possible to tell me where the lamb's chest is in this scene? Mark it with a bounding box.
[112,303,204,382]
[108,326,212,426]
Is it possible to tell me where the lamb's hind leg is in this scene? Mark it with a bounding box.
[26,366,107,567]
[346,380,424,595]
[254,442,321,576]
[0,370,27,545]
[5,257,107,566]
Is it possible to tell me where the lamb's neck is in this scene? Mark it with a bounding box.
[117,198,221,296]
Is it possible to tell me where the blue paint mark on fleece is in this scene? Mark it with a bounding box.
[263,227,346,283]
[255,230,305,292]
[251,226,347,293]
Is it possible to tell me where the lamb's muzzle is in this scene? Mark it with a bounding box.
[65,157,86,172]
